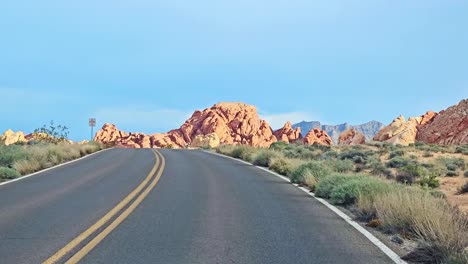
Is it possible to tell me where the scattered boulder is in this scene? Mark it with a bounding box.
[273,122,302,143]
[190,133,220,148]
[0,129,27,146]
[338,128,366,145]
[303,128,333,146]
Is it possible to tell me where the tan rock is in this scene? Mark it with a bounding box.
[374,111,440,146]
[273,122,302,143]
[303,128,333,146]
[0,129,27,146]
[338,128,366,145]
[191,133,220,148]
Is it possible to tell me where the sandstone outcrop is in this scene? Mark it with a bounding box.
[416,99,467,145]
[273,122,302,143]
[93,102,277,148]
[338,128,366,145]
[190,133,220,148]
[373,111,438,146]
[0,129,27,146]
[303,128,333,146]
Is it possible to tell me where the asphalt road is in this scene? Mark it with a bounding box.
[0,149,394,264]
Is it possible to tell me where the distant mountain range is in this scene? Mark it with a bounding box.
[292,121,385,144]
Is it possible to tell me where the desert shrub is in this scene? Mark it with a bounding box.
[282,146,317,160]
[389,150,405,159]
[386,157,410,168]
[338,149,369,162]
[446,171,458,177]
[457,182,468,195]
[419,174,440,188]
[269,158,293,176]
[438,157,465,170]
[0,145,27,167]
[33,120,70,144]
[290,161,331,184]
[326,159,354,173]
[374,187,468,263]
[400,164,429,178]
[319,175,391,205]
[446,164,458,171]
[454,145,468,155]
[369,160,387,176]
[252,149,279,167]
[464,171,468,177]
[229,146,257,162]
[269,141,288,151]
[396,172,415,185]
[321,150,338,160]
[422,151,434,158]
[315,174,350,199]
[0,167,20,179]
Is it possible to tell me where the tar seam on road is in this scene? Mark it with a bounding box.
[205,150,407,264]
[42,149,166,264]
[0,148,111,187]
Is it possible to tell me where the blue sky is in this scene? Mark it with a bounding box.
[1,1,467,140]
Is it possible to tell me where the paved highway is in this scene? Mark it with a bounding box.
[0,149,393,263]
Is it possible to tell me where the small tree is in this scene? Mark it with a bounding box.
[33,120,70,144]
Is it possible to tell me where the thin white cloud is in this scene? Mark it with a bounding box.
[260,112,318,129]
[93,106,192,133]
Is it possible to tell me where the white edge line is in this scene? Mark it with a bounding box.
[0,148,111,187]
[204,150,407,264]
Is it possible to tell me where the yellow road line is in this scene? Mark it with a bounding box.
[43,149,163,264]
[65,149,166,264]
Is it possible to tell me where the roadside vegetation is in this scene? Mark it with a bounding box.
[0,122,103,181]
[216,142,468,263]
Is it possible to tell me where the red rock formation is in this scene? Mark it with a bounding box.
[417,100,468,145]
[303,128,333,146]
[273,122,302,143]
[93,102,278,148]
[338,128,366,145]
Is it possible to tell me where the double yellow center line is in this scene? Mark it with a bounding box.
[43,149,165,264]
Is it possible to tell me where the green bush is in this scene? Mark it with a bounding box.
[315,174,350,198]
[419,174,440,188]
[454,145,468,155]
[316,174,391,205]
[386,157,410,168]
[446,171,458,177]
[400,164,429,178]
[269,158,293,176]
[252,150,279,167]
[269,141,288,151]
[0,167,20,179]
[464,171,468,177]
[389,150,405,159]
[0,145,27,167]
[230,146,256,162]
[326,159,354,173]
[290,161,331,184]
[330,177,390,205]
[338,149,369,162]
[446,164,458,171]
[438,157,465,170]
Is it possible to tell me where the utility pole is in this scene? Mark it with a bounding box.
[89,118,96,141]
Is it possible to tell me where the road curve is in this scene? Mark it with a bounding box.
[0,149,393,264]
